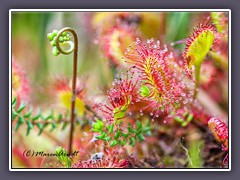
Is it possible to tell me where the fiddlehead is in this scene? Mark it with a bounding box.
[48,27,79,154]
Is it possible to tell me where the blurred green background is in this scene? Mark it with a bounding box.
[12,11,204,107]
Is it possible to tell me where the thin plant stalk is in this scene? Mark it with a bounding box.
[208,50,228,71]
[56,27,78,154]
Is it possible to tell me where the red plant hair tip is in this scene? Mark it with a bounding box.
[208,117,228,151]
[123,38,194,116]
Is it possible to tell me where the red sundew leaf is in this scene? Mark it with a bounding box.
[182,17,221,87]
[208,117,228,151]
[100,69,139,124]
[123,38,194,118]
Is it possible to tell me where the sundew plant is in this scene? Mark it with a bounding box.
[11,11,229,169]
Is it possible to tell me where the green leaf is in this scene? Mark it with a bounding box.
[66,159,72,168]
[115,119,122,125]
[38,124,48,135]
[12,97,17,107]
[183,110,189,118]
[137,134,145,142]
[16,103,26,113]
[140,85,151,97]
[128,127,135,134]
[24,109,32,118]
[58,114,63,121]
[174,116,184,123]
[185,29,215,87]
[129,137,136,147]
[188,140,204,168]
[14,122,22,131]
[114,131,121,140]
[114,106,127,121]
[56,146,63,155]
[26,121,33,136]
[32,113,41,121]
[121,132,129,138]
[103,136,111,141]
[128,124,135,133]
[100,132,107,138]
[26,128,31,136]
[110,140,118,147]
[142,126,152,134]
[96,132,107,140]
[27,120,33,129]
[18,115,25,123]
[136,129,142,136]
[181,121,188,127]
[119,140,127,146]
[145,130,152,136]
[187,113,194,123]
[42,114,53,121]
[56,146,72,168]
[92,128,100,133]
[51,122,57,132]
[95,135,101,139]
[61,121,68,130]
[12,110,18,121]
[92,120,104,132]
[36,122,44,135]
[108,123,114,133]
[136,121,142,130]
